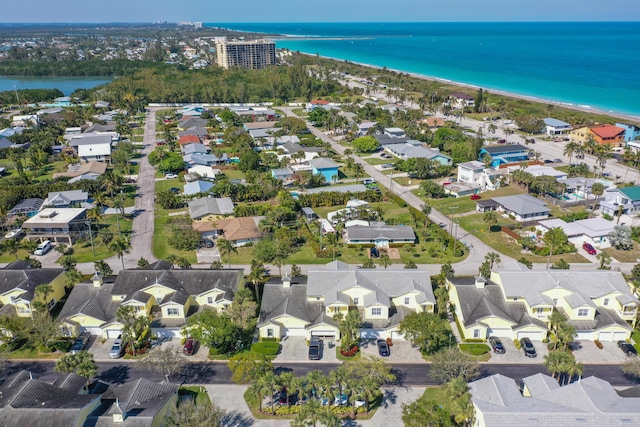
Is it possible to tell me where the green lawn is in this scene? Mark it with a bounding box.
[153,209,197,263]
[427,185,526,215]
[179,386,212,408]
[602,246,640,263]
[155,178,182,193]
[632,330,640,353]
[363,157,392,166]
[69,215,134,263]
[456,213,589,263]
[218,167,246,180]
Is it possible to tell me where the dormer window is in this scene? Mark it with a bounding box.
[353,298,359,305]
[603,298,609,306]
[404,297,410,305]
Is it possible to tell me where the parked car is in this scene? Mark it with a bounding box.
[33,240,52,256]
[381,163,394,169]
[528,138,536,144]
[497,139,506,144]
[582,242,597,255]
[363,178,376,185]
[543,159,553,164]
[553,158,562,163]
[520,337,537,358]
[488,336,505,354]
[202,239,214,248]
[618,340,638,357]
[169,187,180,194]
[183,337,198,356]
[69,332,91,355]
[370,247,380,258]
[470,194,481,200]
[165,173,178,179]
[109,336,125,359]
[4,228,22,239]
[308,337,322,360]
[377,339,390,357]
[569,342,583,351]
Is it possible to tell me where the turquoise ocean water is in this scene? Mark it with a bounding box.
[212,22,640,117]
[0,76,111,96]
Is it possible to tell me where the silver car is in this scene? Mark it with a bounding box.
[109,337,125,359]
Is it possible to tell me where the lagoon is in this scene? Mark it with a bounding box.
[0,75,111,95]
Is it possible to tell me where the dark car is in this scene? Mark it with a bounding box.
[169,187,180,194]
[582,242,597,255]
[308,337,322,360]
[618,341,638,357]
[520,337,537,358]
[370,247,380,258]
[183,337,198,356]
[377,339,390,357]
[497,139,506,144]
[544,159,554,164]
[488,336,505,354]
[202,239,214,248]
[70,332,91,355]
[553,158,562,163]
[528,138,536,144]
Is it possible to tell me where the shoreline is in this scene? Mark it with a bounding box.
[289,49,640,123]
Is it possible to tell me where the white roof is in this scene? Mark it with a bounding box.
[24,208,86,226]
[78,142,111,158]
[458,161,485,171]
[538,217,616,238]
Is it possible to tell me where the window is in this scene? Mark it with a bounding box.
[267,329,274,338]
[552,299,558,306]
[578,308,588,317]
[603,298,609,306]
[536,307,544,315]
[167,307,180,316]
[473,329,480,338]
[332,307,340,313]
[353,298,359,305]
[207,297,214,304]
[404,297,410,305]
[371,307,382,316]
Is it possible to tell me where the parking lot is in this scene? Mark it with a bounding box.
[274,337,339,364]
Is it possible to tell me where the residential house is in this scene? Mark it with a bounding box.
[479,144,529,167]
[236,108,277,121]
[418,117,445,130]
[301,207,318,221]
[0,370,102,427]
[22,208,87,244]
[305,184,368,194]
[344,224,416,247]
[600,186,640,216]
[448,92,474,109]
[617,122,640,144]
[7,198,44,219]
[41,190,90,209]
[479,194,550,222]
[180,142,209,155]
[177,117,207,131]
[262,134,300,148]
[183,152,227,167]
[182,180,214,196]
[188,197,234,220]
[11,114,39,127]
[384,142,452,165]
[506,165,567,179]
[449,266,637,341]
[383,127,406,138]
[192,216,263,246]
[186,165,221,181]
[59,265,244,338]
[457,161,499,192]
[257,261,435,340]
[536,217,616,248]
[87,378,179,426]
[357,121,377,136]
[306,99,330,112]
[244,121,278,131]
[178,126,208,139]
[470,373,640,427]
[0,137,12,150]
[543,117,572,136]
[71,136,112,163]
[178,134,201,146]
[249,127,281,141]
[280,141,322,163]
[590,124,626,147]
[309,157,340,183]
[0,267,65,318]
[53,161,107,182]
[271,167,295,183]
[558,176,615,200]
[83,122,117,134]
[94,100,110,108]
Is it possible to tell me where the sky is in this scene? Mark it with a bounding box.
[5,0,640,23]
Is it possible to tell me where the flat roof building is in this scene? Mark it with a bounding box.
[216,39,276,70]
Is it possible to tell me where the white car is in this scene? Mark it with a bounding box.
[4,228,22,239]
[165,173,178,179]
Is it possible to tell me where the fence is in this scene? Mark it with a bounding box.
[543,195,604,209]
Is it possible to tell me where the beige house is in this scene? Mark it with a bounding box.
[0,266,65,318]
[258,261,435,341]
[449,264,638,341]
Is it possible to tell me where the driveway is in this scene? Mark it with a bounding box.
[196,247,220,264]
[153,336,210,362]
[205,384,424,427]
[360,339,425,363]
[573,340,632,364]
[89,337,119,362]
[483,338,549,364]
[274,336,339,364]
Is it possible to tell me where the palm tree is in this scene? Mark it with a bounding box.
[544,349,574,381]
[34,283,53,310]
[1,238,19,260]
[563,141,579,164]
[483,211,499,230]
[485,252,501,270]
[379,254,391,269]
[352,163,365,183]
[108,237,131,270]
[543,227,567,269]
[217,238,237,268]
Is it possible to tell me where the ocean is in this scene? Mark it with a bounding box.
[211,22,640,118]
[0,76,112,96]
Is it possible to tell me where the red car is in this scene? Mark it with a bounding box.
[183,337,198,356]
[470,194,481,200]
[582,242,597,255]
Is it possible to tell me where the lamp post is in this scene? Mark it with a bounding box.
[85,220,95,257]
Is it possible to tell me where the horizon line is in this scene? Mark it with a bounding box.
[2,20,640,25]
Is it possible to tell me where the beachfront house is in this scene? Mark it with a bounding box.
[616,122,640,144]
[543,118,572,136]
[448,92,475,109]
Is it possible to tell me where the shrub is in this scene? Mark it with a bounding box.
[340,345,359,357]
[594,340,603,349]
[250,341,281,356]
[260,337,278,342]
[602,214,614,221]
[459,343,491,355]
[514,339,522,350]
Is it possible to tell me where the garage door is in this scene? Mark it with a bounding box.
[283,328,307,337]
[487,328,512,338]
[152,328,182,338]
[311,331,336,339]
[105,329,121,339]
[360,329,382,339]
[575,331,595,341]
[613,332,629,341]
[598,332,613,341]
[517,331,545,341]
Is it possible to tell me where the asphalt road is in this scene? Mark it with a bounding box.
[5,361,636,387]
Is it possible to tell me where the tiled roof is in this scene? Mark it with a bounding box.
[590,124,625,139]
[618,186,640,201]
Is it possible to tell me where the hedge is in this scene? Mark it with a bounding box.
[459,343,491,356]
[251,341,281,356]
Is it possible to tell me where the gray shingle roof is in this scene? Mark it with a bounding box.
[470,373,640,425]
[345,224,416,242]
[57,282,119,325]
[258,276,329,327]
[180,143,209,155]
[188,197,234,219]
[182,180,214,195]
[491,194,550,216]
[309,157,339,170]
[0,268,64,302]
